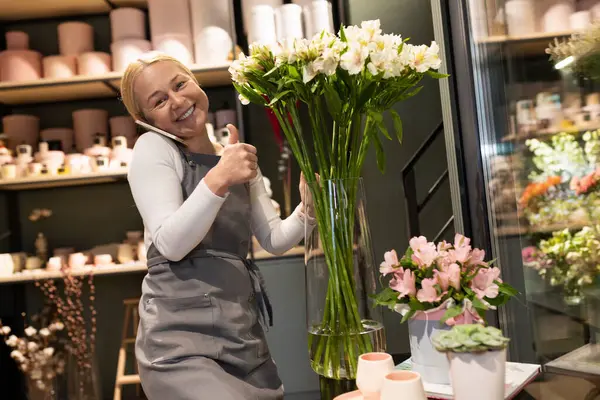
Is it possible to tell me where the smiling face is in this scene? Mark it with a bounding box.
[133,60,209,139]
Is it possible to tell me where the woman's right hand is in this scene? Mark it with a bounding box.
[205,124,258,196]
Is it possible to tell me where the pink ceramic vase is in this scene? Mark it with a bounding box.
[42,55,77,79]
[110,7,146,42]
[109,116,138,147]
[148,0,193,39]
[356,353,395,399]
[2,114,40,151]
[77,52,112,76]
[72,109,109,152]
[380,371,427,400]
[57,22,94,56]
[0,50,42,82]
[5,31,29,50]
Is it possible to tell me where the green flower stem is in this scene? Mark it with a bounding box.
[270,100,374,380]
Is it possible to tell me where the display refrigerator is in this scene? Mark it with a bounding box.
[430,0,600,382]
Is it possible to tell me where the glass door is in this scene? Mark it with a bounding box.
[433,0,600,376]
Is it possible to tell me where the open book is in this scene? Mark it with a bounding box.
[396,358,541,400]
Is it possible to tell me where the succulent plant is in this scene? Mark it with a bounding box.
[432,324,510,353]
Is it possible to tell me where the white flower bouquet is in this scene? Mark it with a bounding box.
[230,19,447,379]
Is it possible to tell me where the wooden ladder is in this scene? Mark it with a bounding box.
[113,298,142,400]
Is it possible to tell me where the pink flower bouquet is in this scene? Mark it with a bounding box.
[374,234,518,325]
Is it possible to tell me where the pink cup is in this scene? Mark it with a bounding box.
[42,55,77,79]
[356,352,395,399]
[6,31,29,50]
[77,52,112,75]
[58,22,94,56]
[0,50,42,81]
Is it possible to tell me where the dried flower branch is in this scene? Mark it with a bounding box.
[547,23,600,81]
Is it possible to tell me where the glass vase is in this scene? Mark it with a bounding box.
[27,376,58,400]
[66,350,101,400]
[305,178,385,380]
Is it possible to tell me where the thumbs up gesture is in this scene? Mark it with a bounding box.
[206,124,258,196]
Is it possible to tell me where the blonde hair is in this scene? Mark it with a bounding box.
[120,52,198,121]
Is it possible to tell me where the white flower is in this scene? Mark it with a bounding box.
[303,61,319,83]
[313,47,339,76]
[43,347,55,357]
[6,335,18,347]
[406,41,442,73]
[27,342,39,352]
[31,368,42,380]
[238,94,250,105]
[1,326,11,335]
[24,327,36,337]
[36,381,46,391]
[340,44,369,75]
[51,322,64,331]
[10,350,24,361]
[39,328,50,337]
[360,20,382,42]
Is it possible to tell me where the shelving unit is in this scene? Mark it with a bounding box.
[0,0,147,21]
[0,170,128,190]
[476,31,573,56]
[0,64,232,105]
[0,246,306,284]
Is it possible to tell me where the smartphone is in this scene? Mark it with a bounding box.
[135,120,187,146]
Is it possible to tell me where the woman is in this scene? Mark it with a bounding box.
[121,53,316,400]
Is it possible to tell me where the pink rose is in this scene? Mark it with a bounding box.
[380,250,399,276]
[448,233,472,264]
[471,267,501,299]
[409,236,438,267]
[416,277,444,303]
[389,268,416,298]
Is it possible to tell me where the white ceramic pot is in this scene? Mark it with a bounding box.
[448,349,506,400]
[505,0,536,36]
[407,304,451,385]
[540,0,575,33]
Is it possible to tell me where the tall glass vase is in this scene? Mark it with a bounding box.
[305,178,385,381]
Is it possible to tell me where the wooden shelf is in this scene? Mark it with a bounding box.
[0,0,147,21]
[0,262,147,284]
[0,246,306,284]
[0,170,127,190]
[502,126,599,143]
[0,64,232,105]
[496,222,589,237]
[477,31,573,45]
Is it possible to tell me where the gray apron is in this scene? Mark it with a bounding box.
[135,143,283,400]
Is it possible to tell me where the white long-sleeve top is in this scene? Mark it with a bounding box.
[128,131,315,262]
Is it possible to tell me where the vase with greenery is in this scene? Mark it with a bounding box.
[230,19,447,380]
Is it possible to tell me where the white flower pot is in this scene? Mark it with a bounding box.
[448,349,506,400]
